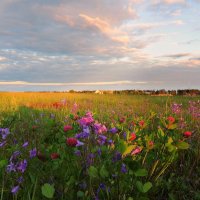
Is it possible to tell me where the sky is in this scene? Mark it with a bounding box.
[0,0,200,91]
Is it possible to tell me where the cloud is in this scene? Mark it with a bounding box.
[161,53,191,58]
[0,80,148,86]
[79,14,129,43]
[152,0,185,5]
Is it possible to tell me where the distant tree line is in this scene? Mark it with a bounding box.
[14,89,200,96]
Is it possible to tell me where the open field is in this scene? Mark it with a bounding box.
[0,92,200,200]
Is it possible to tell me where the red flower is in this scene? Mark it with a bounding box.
[66,138,77,147]
[139,120,145,127]
[119,117,125,123]
[148,141,154,147]
[129,133,136,141]
[183,131,192,138]
[131,147,142,155]
[167,116,175,124]
[51,153,60,160]
[64,125,73,132]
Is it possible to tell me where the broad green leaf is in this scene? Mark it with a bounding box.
[77,191,84,198]
[88,166,98,178]
[176,141,189,150]
[134,169,148,177]
[100,165,109,178]
[143,182,152,193]
[136,181,143,193]
[117,139,127,154]
[41,183,55,199]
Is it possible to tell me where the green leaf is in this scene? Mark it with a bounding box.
[134,169,148,177]
[100,165,109,178]
[176,141,189,150]
[143,182,152,193]
[127,197,134,200]
[136,181,152,193]
[117,139,127,154]
[41,183,55,199]
[136,181,143,193]
[67,176,75,186]
[167,124,177,130]
[88,166,98,178]
[0,159,7,169]
[77,191,84,198]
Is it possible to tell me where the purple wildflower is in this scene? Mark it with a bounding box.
[29,148,37,158]
[17,176,24,184]
[11,185,20,194]
[17,159,27,173]
[94,123,107,134]
[22,141,29,148]
[76,140,84,147]
[7,162,16,172]
[0,141,6,147]
[121,163,128,174]
[75,126,90,139]
[0,128,10,140]
[97,135,107,145]
[112,151,122,162]
[74,150,81,156]
[109,127,118,134]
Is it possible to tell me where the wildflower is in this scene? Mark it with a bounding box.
[66,138,78,147]
[183,131,192,138]
[148,141,154,149]
[17,159,27,173]
[74,150,81,156]
[97,135,107,145]
[94,123,107,134]
[78,112,94,126]
[17,176,24,184]
[22,141,29,148]
[121,163,128,174]
[119,117,125,123]
[129,133,136,141]
[76,140,84,147]
[131,147,142,155]
[109,127,118,134]
[171,103,182,114]
[139,120,145,128]
[0,141,6,147]
[51,153,60,160]
[64,125,73,132]
[167,116,175,124]
[0,128,10,140]
[29,148,37,158]
[123,132,127,140]
[7,162,16,172]
[11,185,20,195]
[112,151,122,162]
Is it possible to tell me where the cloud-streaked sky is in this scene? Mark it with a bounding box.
[0,0,200,91]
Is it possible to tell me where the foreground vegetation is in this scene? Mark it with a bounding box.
[0,92,199,200]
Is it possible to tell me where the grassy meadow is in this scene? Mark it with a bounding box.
[0,92,199,200]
